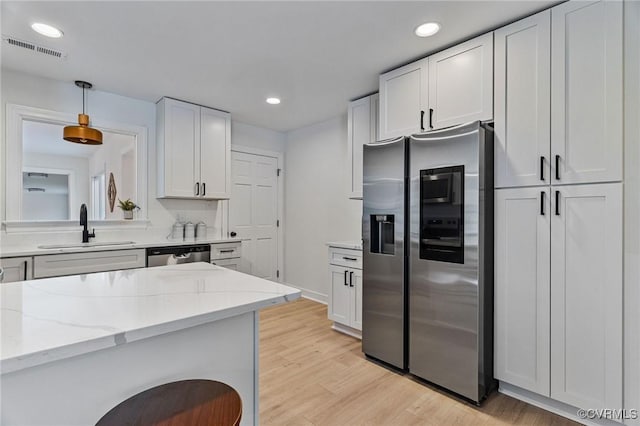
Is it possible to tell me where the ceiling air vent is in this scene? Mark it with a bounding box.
[2,35,66,59]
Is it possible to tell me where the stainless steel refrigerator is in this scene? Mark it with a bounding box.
[362,121,495,403]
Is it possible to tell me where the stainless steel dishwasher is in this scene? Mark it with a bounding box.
[146,244,211,267]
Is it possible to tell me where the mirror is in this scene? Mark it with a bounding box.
[21,120,137,221]
[5,103,147,226]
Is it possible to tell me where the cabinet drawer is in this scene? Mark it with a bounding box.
[34,249,146,278]
[329,248,362,269]
[211,258,240,271]
[210,242,241,260]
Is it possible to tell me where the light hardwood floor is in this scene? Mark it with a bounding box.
[259,298,579,426]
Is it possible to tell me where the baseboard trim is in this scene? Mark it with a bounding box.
[499,382,623,426]
[283,283,327,304]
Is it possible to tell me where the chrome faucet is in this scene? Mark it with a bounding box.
[80,204,95,243]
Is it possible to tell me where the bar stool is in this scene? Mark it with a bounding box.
[96,379,242,426]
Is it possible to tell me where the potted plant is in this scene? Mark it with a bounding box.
[117,198,140,220]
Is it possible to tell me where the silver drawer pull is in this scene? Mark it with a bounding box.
[342,256,357,261]
[219,249,235,253]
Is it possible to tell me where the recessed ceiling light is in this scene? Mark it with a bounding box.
[266,97,281,105]
[31,22,63,38]
[415,22,440,38]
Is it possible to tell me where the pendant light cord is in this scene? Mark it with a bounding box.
[82,85,85,114]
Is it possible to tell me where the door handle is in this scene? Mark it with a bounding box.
[344,270,348,286]
[540,191,545,216]
[230,231,237,237]
[420,110,425,131]
[349,271,354,287]
[555,155,561,181]
[202,182,206,197]
[555,190,560,216]
[540,156,545,181]
[429,108,434,129]
[195,182,200,196]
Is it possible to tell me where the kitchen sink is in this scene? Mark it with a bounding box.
[38,241,136,249]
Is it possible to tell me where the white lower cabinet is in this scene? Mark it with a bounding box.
[210,241,242,272]
[550,183,623,409]
[34,249,146,279]
[328,247,362,335]
[0,257,33,283]
[495,183,623,410]
[495,187,550,395]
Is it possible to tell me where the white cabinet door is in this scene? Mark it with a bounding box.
[200,107,231,199]
[347,96,371,199]
[158,98,200,198]
[551,1,623,185]
[329,265,351,325]
[350,268,362,331]
[370,93,379,143]
[428,32,493,130]
[0,257,33,283]
[495,11,551,188]
[379,58,428,140]
[550,183,622,409]
[494,188,550,396]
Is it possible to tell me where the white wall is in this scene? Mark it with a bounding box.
[1,71,284,248]
[284,115,361,301]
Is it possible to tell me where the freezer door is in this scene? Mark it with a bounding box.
[408,121,491,402]
[362,137,406,369]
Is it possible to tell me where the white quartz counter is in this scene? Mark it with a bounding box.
[0,262,300,374]
[326,241,362,250]
[0,237,242,258]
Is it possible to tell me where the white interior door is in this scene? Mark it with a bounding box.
[228,151,279,280]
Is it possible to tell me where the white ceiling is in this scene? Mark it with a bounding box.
[2,1,557,132]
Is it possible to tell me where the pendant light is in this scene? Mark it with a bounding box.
[63,80,103,145]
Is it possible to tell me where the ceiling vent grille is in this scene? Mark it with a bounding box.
[2,35,66,59]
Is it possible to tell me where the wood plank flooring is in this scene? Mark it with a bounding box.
[259,298,579,426]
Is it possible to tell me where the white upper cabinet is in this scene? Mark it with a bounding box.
[379,32,493,138]
[494,187,551,396]
[551,0,623,185]
[157,97,231,200]
[550,183,622,409]
[495,11,551,188]
[428,32,494,130]
[347,93,378,199]
[379,58,428,140]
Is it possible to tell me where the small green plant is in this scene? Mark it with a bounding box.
[117,198,140,211]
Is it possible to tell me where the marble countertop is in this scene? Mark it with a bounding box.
[0,238,242,258]
[326,241,362,250]
[0,263,300,374]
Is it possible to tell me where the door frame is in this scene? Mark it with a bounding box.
[225,145,284,283]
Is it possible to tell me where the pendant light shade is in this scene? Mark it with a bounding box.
[63,81,103,145]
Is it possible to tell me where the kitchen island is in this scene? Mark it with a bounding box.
[0,263,300,426]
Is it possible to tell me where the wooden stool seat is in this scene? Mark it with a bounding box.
[96,379,242,426]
